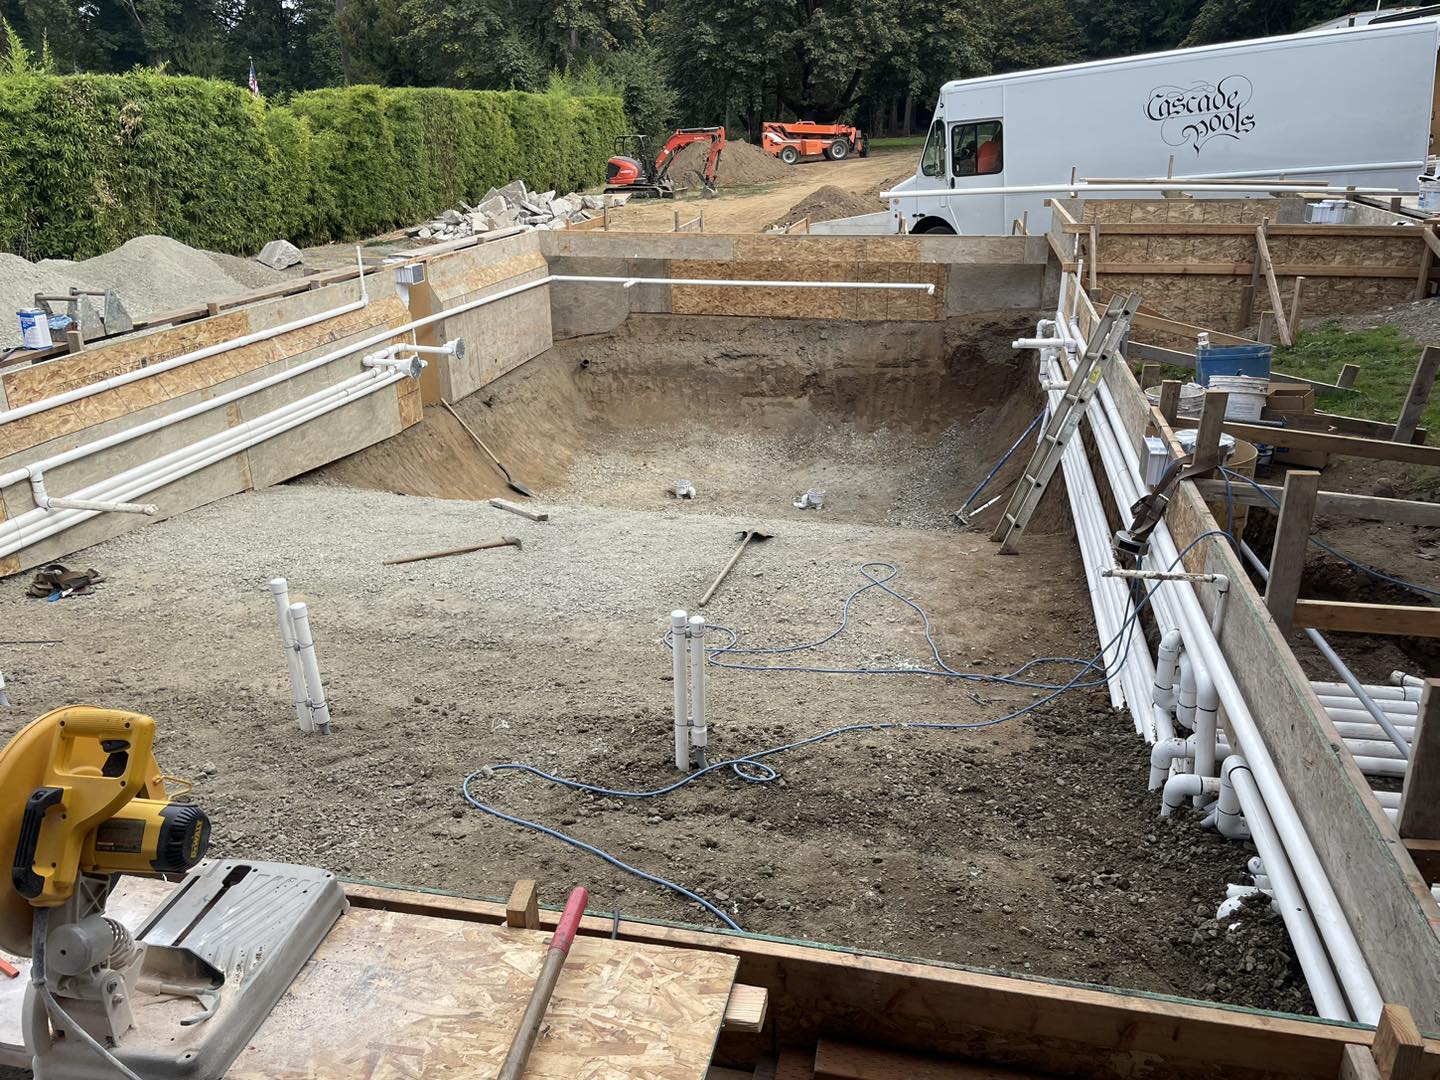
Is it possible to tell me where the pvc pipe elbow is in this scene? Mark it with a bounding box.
[1160,773,1218,817]
[1148,737,1189,790]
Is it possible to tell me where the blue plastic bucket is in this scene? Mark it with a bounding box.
[1196,344,1272,385]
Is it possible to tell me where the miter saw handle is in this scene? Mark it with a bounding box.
[11,786,61,898]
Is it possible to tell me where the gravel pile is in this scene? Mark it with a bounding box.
[2,235,290,348]
[769,184,880,230]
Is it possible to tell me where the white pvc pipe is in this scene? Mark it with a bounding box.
[1316,682,1421,703]
[0,250,370,427]
[1222,756,1352,1021]
[1160,773,1217,817]
[270,578,313,732]
[1194,670,1220,797]
[288,601,330,735]
[1175,653,1197,731]
[882,181,1404,199]
[1332,720,1416,740]
[671,610,690,771]
[688,614,707,766]
[1394,672,1426,690]
[1086,343,1383,1022]
[1318,696,1418,715]
[1150,738,1190,790]
[0,370,402,557]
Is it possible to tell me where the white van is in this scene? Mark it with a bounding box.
[886,16,1440,234]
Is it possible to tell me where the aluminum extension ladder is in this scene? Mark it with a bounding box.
[991,292,1141,554]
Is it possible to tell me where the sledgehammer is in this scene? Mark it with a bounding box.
[497,887,589,1080]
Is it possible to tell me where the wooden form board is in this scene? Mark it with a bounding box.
[668,259,946,321]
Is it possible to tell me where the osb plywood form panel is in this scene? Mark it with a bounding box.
[0,297,411,458]
[669,259,945,321]
[427,248,548,303]
[228,907,737,1080]
[1079,198,1281,223]
[729,234,924,263]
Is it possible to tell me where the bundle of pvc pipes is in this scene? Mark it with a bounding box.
[269,578,330,734]
[668,611,709,770]
[1023,271,1382,1023]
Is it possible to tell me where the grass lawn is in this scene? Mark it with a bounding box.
[867,135,926,148]
[1273,323,1436,434]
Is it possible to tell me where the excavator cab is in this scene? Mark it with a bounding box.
[606,127,725,199]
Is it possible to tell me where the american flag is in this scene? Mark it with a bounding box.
[247,59,260,97]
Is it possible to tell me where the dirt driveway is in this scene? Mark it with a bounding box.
[604,147,915,234]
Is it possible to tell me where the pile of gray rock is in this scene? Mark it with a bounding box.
[412,180,628,240]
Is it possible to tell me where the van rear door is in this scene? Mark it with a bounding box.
[945,86,1005,233]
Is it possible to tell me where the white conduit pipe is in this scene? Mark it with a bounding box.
[1175,653,1197,731]
[1318,697,1418,716]
[1315,682,1421,703]
[1038,351,1154,730]
[1353,756,1406,778]
[0,249,371,428]
[1149,739,1191,790]
[0,370,406,557]
[1082,336,1382,1022]
[882,181,1405,200]
[288,602,331,735]
[1342,739,1409,761]
[1394,672,1426,690]
[1193,670,1220,799]
[1160,773,1218,816]
[671,610,690,771]
[1332,720,1416,741]
[688,615,708,767]
[1373,790,1402,808]
[1221,756,1352,1020]
[270,578,313,732]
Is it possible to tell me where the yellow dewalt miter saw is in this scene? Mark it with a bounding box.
[0,707,346,1079]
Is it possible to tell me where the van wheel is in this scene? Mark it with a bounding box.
[827,139,849,161]
[911,218,956,235]
[780,147,799,165]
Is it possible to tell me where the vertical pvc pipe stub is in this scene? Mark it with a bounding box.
[671,610,690,771]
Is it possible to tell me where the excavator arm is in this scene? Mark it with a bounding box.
[654,126,726,191]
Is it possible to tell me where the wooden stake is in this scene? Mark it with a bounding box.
[1139,363,1162,390]
[383,536,521,566]
[1158,379,1182,425]
[1288,275,1306,337]
[1257,311,1276,345]
[1416,224,1437,302]
[1088,224,1099,291]
[1338,363,1361,389]
[1190,390,1230,475]
[489,497,548,522]
[1399,680,1440,839]
[1371,1003,1424,1080]
[505,879,541,929]
[1264,469,1321,635]
[1254,220,1293,346]
[1394,345,1440,444]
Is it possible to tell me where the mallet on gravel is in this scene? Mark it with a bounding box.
[699,528,774,607]
[383,536,521,566]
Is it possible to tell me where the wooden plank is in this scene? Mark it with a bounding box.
[490,497,549,522]
[1399,680,1440,839]
[1129,309,1258,346]
[1419,226,1438,301]
[1191,390,1229,474]
[1139,362,1161,389]
[1088,224,1099,291]
[813,1039,1044,1079]
[1279,410,1422,441]
[1264,469,1320,634]
[774,1048,815,1080]
[1339,364,1361,390]
[1045,198,1079,227]
[1191,480,1440,527]
[1374,1004,1425,1080]
[1221,421,1440,467]
[1061,222,1423,238]
[1292,600,1440,638]
[1097,262,1430,279]
[1255,222,1294,346]
[723,984,769,1033]
[1405,837,1440,884]
[1343,1044,1383,1080]
[1396,346,1440,444]
[1289,275,1306,334]
[1158,379,1182,425]
[505,878,540,928]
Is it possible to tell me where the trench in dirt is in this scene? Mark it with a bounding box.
[0,312,1310,1018]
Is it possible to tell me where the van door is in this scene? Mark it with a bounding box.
[948,116,1005,233]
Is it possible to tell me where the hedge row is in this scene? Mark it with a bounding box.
[0,71,626,259]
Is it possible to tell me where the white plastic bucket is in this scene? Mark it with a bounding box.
[1208,374,1269,422]
[17,308,51,351]
[1421,178,1440,213]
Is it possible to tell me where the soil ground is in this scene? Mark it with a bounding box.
[0,312,1308,1016]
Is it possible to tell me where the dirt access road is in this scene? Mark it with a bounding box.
[607,146,914,233]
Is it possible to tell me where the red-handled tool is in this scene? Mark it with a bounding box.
[497,886,589,1080]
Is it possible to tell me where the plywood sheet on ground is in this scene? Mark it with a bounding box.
[229,906,739,1079]
[668,260,944,321]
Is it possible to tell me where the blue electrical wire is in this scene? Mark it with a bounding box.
[461,532,1234,931]
[957,407,1046,514]
[1217,466,1440,599]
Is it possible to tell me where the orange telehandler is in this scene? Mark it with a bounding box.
[605,127,726,198]
[761,121,867,164]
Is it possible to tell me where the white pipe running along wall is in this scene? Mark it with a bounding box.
[288,601,331,735]
[1315,682,1421,703]
[1037,282,1381,1022]
[688,614,708,768]
[880,181,1405,200]
[671,610,690,770]
[0,248,371,428]
[1080,348,1382,1023]
[270,578,313,732]
[0,367,411,559]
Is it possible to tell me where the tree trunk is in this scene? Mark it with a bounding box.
[902,91,914,135]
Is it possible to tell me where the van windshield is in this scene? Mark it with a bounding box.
[920,120,945,177]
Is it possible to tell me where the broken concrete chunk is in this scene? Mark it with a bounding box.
[438,208,464,225]
[478,195,509,218]
[497,180,528,204]
[417,226,433,239]
[256,239,304,270]
[793,489,825,510]
[549,196,575,218]
[468,213,491,233]
[581,195,606,211]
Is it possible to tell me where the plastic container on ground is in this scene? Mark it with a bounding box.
[1207,374,1270,421]
[16,308,50,350]
[1197,344,1273,384]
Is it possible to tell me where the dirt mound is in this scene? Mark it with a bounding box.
[669,139,790,190]
[770,185,879,229]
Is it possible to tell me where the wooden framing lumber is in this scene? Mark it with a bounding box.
[1338,364,1361,389]
[1292,600,1440,639]
[490,497,549,522]
[1399,680,1440,839]
[1139,362,1161,389]
[1264,469,1320,634]
[1419,226,1439,302]
[722,984,769,1033]
[1374,1004,1425,1080]
[1158,379,1182,424]
[1289,275,1306,334]
[1255,222,1294,346]
[1191,390,1229,474]
[1060,222,1422,238]
[1088,224,1099,290]
[1088,262,1431,279]
[1396,346,1440,444]
[813,1039,1041,1079]
[1190,480,1440,527]
[505,879,540,928]
[1220,422,1440,466]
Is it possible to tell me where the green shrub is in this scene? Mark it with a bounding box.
[0,73,626,258]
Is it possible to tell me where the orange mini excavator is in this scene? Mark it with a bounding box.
[605,127,726,199]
